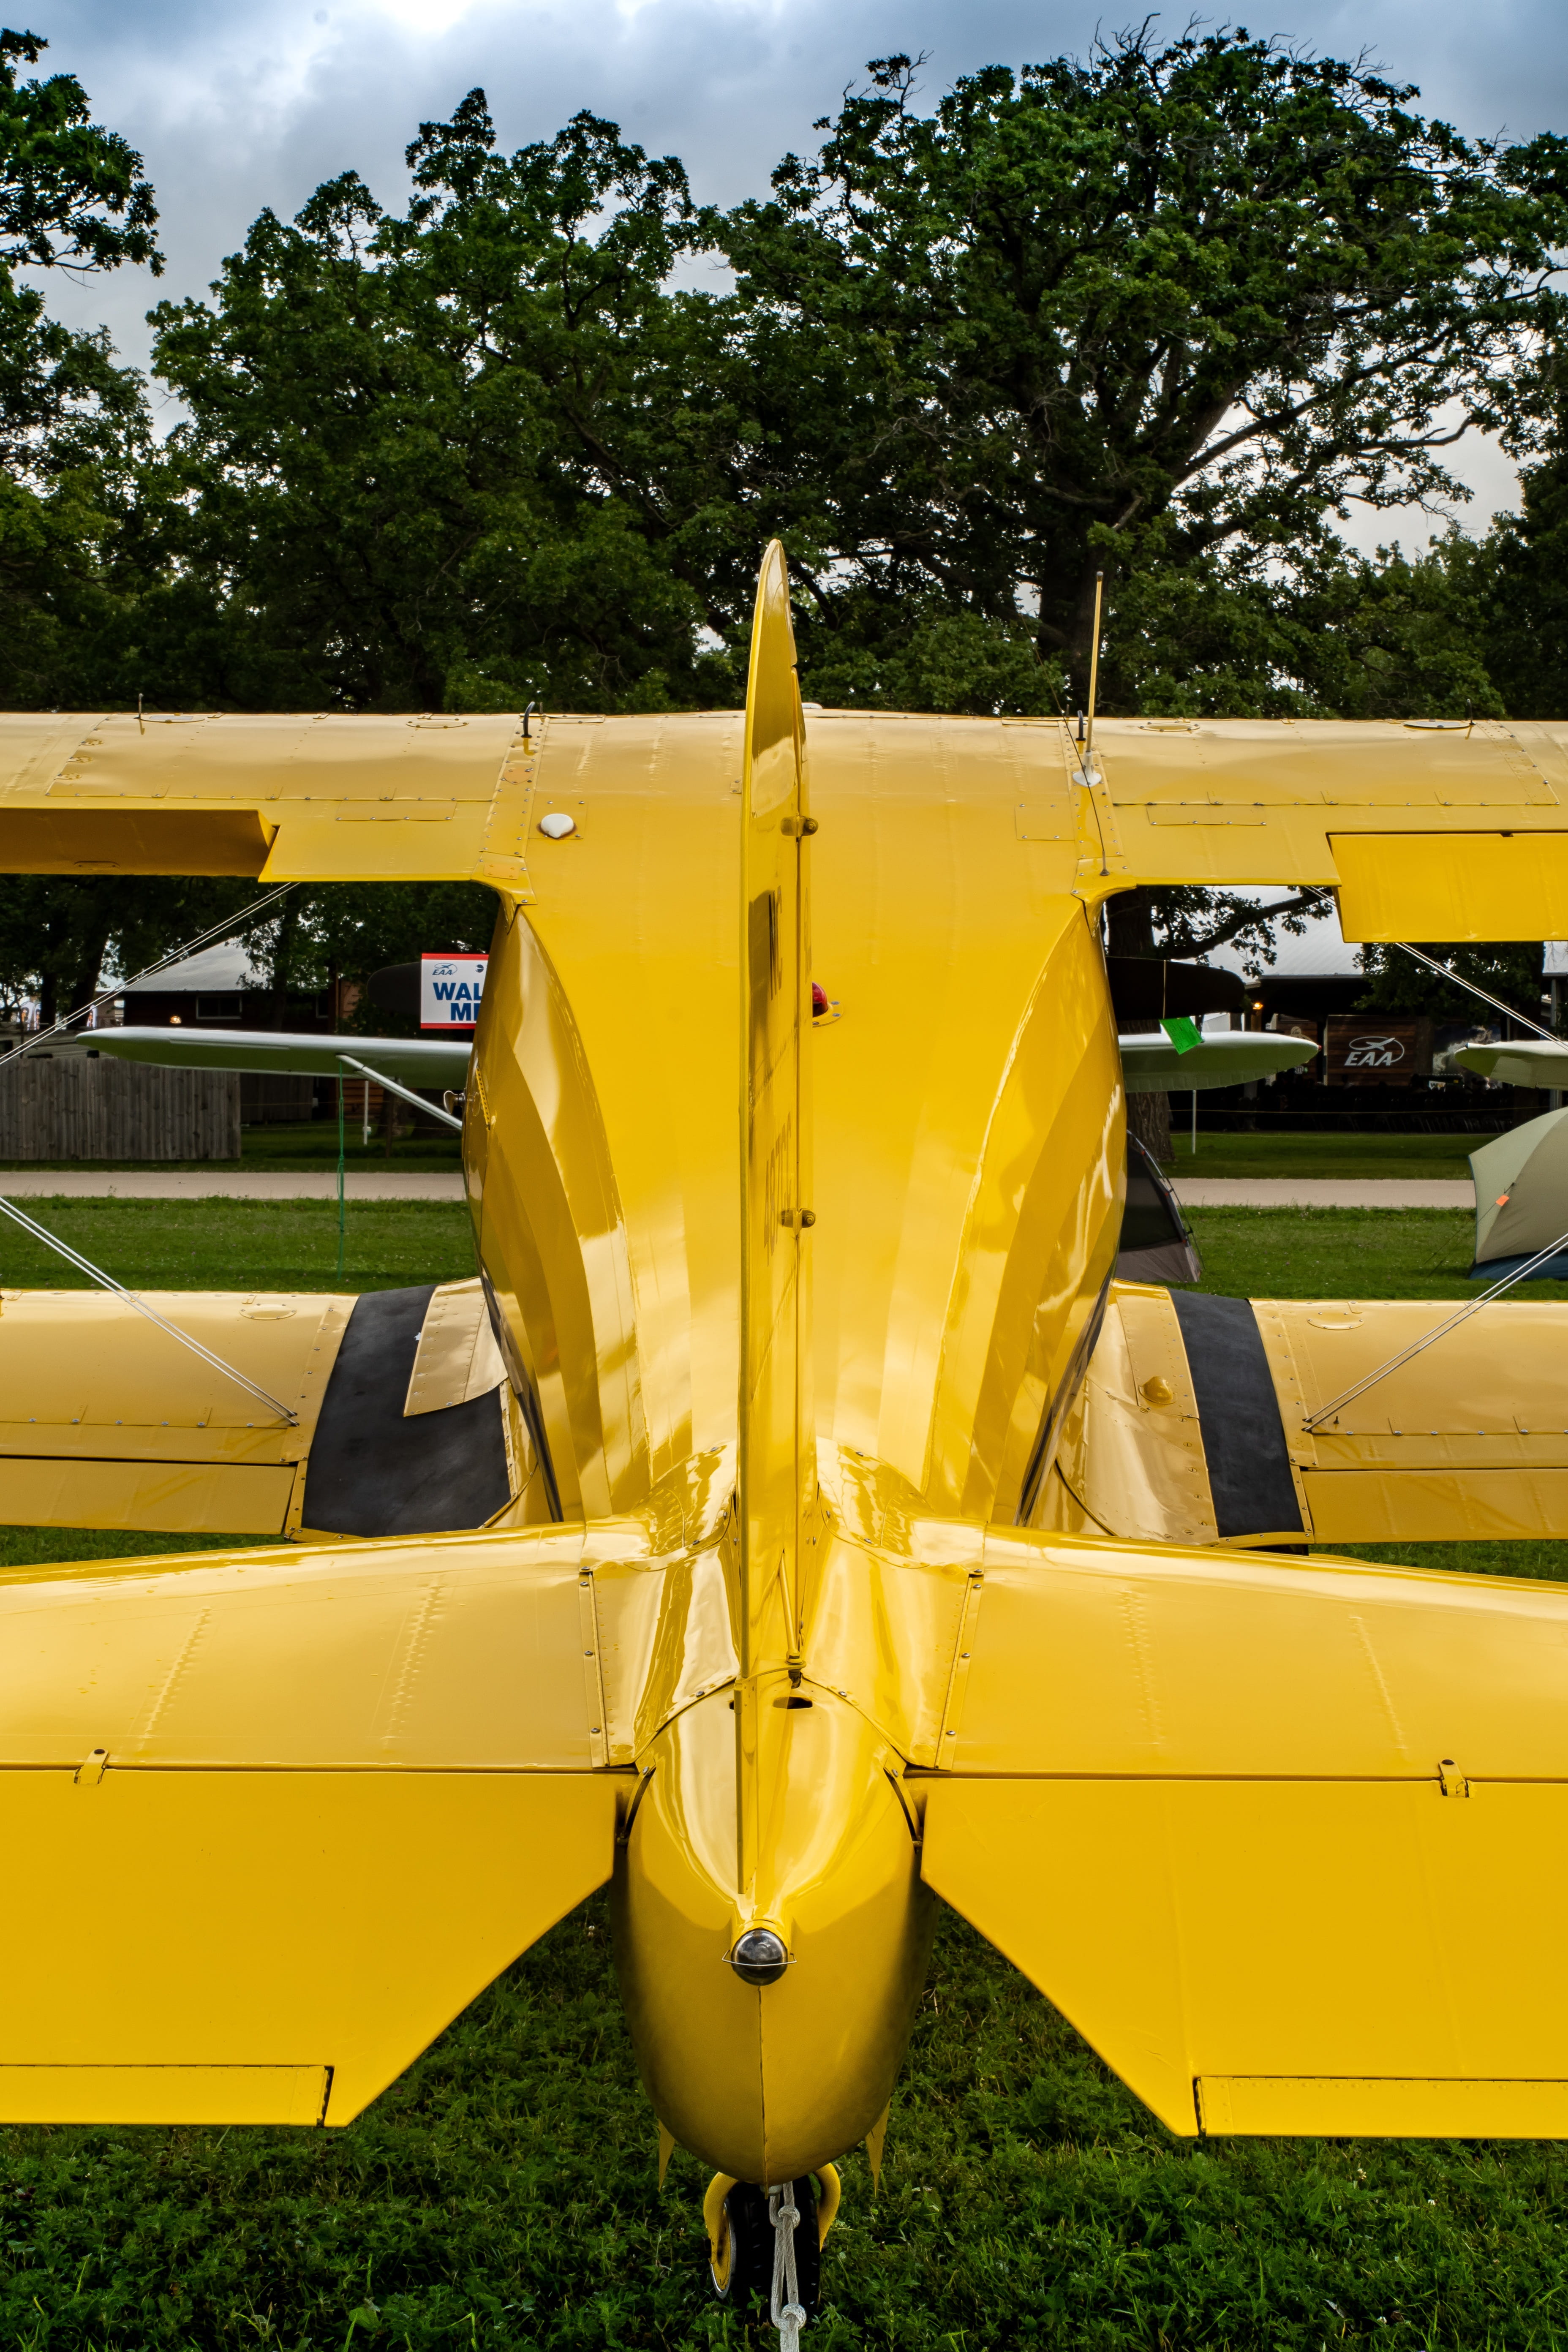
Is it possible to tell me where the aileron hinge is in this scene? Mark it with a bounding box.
[1438,1756,1470,1799]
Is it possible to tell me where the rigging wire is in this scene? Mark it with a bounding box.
[0,881,297,1070]
[1390,942,1556,1043]
[0,1193,299,1424]
[1302,1229,1568,1432]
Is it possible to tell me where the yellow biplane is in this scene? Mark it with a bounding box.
[2,543,1568,2322]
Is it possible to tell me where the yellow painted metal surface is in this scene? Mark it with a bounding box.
[0,1528,604,1765]
[1049,1285,1219,1544]
[0,1769,611,2122]
[922,1527,1568,2138]
[8,553,1568,2159]
[0,1526,624,2121]
[616,1680,934,2184]
[0,2066,332,2128]
[0,1457,299,1535]
[0,1278,533,1535]
[403,1277,506,1415]
[738,542,814,1698]
[1252,1297,1568,1542]
[1046,1291,1568,1551]
[1334,831,1568,941]
[0,1289,351,1534]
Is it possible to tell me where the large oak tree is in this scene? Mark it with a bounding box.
[716,29,1568,711]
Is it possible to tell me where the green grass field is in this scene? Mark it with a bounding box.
[1160,1129,1498,1181]
[0,1116,463,1176]
[0,1194,475,1296]
[1,1203,1567,2349]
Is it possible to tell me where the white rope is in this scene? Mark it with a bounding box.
[768,2181,807,2352]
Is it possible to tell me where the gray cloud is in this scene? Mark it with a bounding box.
[22,0,1568,527]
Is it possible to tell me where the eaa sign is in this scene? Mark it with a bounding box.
[1345,1032,1405,1071]
[421,953,487,1032]
[1325,1015,1429,1087]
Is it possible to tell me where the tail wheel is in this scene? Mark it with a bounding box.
[705,2176,823,2315]
[708,2181,772,2306]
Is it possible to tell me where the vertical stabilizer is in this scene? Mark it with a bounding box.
[736,543,814,1896]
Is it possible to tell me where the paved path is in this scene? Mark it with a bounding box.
[0,1171,1478,1209]
[1176,1178,1475,1208]
[0,1171,466,1201]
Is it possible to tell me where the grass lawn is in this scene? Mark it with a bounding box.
[0,1194,476,1295]
[1161,1128,1503,1181]
[1183,1201,1550,1301]
[1,1205,1567,2349]
[238,1119,462,1173]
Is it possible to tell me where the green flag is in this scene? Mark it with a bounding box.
[1160,1015,1202,1054]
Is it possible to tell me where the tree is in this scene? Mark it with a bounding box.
[128,39,1563,731]
[0,29,178,1015]
[1353,941,1549,1029]
[0,27,161,707]
[1462,366,1568,721]
[714,30,1568,711]
[136,103,737,714]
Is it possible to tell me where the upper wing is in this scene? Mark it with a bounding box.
[0,709,534,882]
[1081,716,1568,938]
[3,704,1568,931]
[0,1523,620,2123]
[0,707,737,887]
[921,1525,1568,2139]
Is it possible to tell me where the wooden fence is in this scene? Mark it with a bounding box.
[240,1073,316,1124]
[0,1057,241,1160]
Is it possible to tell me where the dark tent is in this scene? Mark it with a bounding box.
[1115,1135,1202,1285]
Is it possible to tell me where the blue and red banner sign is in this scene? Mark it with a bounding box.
[420,953,487,1032]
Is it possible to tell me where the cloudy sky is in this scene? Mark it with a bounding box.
[24,0,1566,533]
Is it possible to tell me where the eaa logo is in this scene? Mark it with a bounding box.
[1345,1033,1406,1070]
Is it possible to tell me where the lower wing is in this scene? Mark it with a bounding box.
[921,1525,1568,2138]
[0,1277,546,1538]
[0,1522,622,2123]
[53,1026,473,1089]
[1047,1281,1568,1548]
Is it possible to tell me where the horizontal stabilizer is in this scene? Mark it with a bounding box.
[51,1026,472,1087]
[1119,1031,1316,1093]
[922,1527,1568,2138]
[0,1524,622,2121]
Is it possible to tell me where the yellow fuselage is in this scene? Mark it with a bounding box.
[464,708,1123,2176]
